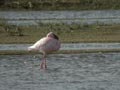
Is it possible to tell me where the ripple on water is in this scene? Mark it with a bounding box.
[0,53,120,90]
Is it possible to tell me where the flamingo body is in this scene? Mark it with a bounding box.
[28,32,60,69]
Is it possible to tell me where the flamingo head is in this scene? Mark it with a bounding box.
[47,32,59,40]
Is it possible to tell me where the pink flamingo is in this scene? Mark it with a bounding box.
[28,32,61,70]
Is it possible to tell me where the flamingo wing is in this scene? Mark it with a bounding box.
[28,37,60,53]
[38,37,60,53]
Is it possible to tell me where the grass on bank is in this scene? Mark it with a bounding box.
[0,23,120,44]
[0,0,120,10]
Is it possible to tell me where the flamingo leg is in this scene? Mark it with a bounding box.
[44,58,47,69]
[40,58,44,69]
[40,53,47,70]
[40,54,44,69]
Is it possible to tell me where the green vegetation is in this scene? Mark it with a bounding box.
[0,21,120,54]
[0,0,120,10]
[0,22,120,44]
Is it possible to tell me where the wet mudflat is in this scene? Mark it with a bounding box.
[0,53,120,90]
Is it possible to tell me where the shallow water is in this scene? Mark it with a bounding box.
[0,53,120,90]
[0,43,120,50]
[0,10,120,25]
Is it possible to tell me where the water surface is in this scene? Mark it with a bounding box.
[0,43,120,50]
[0,10,120,25]
[0,53,120,90]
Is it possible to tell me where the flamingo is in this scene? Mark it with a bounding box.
[28,32,61,70]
